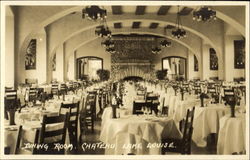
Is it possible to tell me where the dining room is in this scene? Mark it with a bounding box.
[1,1,249,159]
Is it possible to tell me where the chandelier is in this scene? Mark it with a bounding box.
[101,39,114,48]
[95,25,112,38]
[193,7,216,22]
[172,6,186,39]
[152,47,161,54]
[82,6,107,21]
[160,39,171,47]
[106,47,116,54]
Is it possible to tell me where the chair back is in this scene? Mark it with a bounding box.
[5,89,17,100]
[4,89,18,119]
[193,84,201,94]
[28,87,37,102]
[60,83,67,95]
[39,113,69,154]
[51,83,59,95]
[207,86,216,93]
[132,101,146,115]
[181,107,195,154]
[73,82,79,89]
[60,102,80,149]
[224,88,234,96]
[15,125,40,154]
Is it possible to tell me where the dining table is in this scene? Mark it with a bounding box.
[191,103,235,147]
[4,93,84,154]
[99,114,182,155]
[217,113,246,154]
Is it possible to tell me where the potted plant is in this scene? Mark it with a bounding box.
[97,69,110,81]
[156,69,168,80]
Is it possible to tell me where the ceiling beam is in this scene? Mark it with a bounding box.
[149,22,159,29]
[157,6,171,15]
[135,6,146,15]
[132,21,141,28]
[112,6,123,15]
[114,22,122,28]
[179,7,193,16]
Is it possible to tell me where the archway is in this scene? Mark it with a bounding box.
[76,56,103,81]
[162,56,187,80]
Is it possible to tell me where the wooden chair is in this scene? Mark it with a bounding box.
[207,86,219,103]
[193,84,201,94]
[81,94,96,132]
[51,83,59,96]
[223,88,235,105]
[67,82,74,92]
[4,89,18,120]
[132,101,146,115]
[38,113,69,154]
[162,107,195,155]
[59,83,67,95]
[73,82,79,89]
[28,87,37,103]
[146,95,160,114]
[15,125,40,154]
[60,102,80,150]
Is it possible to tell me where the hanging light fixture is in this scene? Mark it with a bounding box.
[82,6,107,21]
[160,39,171,47]
[193,6,216,22]
[95,25,112,38]
[172,6,187,39]
[106,47,116,54]
[152,47,161,54]
[101,39,114,48]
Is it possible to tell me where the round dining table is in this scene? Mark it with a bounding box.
[217,113,246,154]
[99,114,182,155]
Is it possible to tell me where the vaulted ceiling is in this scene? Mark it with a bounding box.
[11,5,245,67]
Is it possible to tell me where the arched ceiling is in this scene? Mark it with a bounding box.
[15,5,245,64]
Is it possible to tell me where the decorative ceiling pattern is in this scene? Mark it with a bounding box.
[106,5,196,30]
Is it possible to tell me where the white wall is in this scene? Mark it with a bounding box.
[52,44,64,82]
[75,39,111,70]
[5,6,14,87]
[67,52,76,80]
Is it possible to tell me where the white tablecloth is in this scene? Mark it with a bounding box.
[99,115,182,155]
[217,113,246,154]
[101,107,131,130]
[4,94,84,154]
[192,104,230,147]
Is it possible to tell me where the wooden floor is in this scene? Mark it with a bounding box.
[76,119,217,155]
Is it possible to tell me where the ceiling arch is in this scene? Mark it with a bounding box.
[50,18,219,61]
[65,31,199,64]
[64,26,201,60]
[33,5,245,35]
[18,5,245,63]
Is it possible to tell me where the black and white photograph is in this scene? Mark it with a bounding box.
[1,1,249,159]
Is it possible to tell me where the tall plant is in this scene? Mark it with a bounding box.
[97,69,110,81]
[156,69,168,80]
